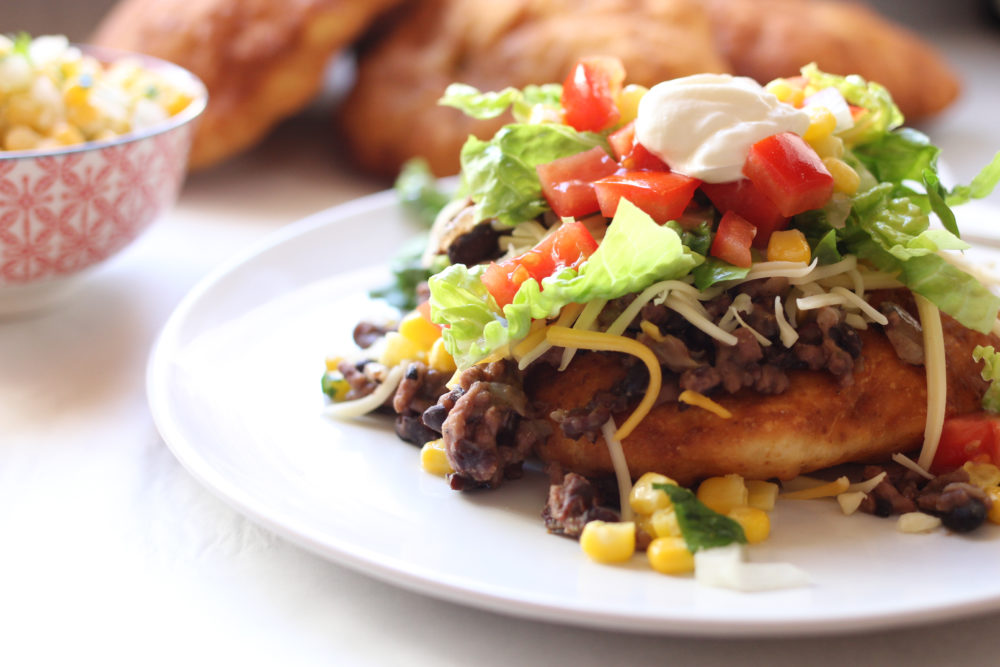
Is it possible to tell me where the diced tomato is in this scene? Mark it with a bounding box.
[930,414,1000,474]
[593,171,700,223]
[536,146,619,218]
[608,121,635,161]
[743,132,834,217]
[621,143,669,172]
[710,211,757,267]
[481,221,598,308]
[561,57,625,132]
[700,179,788,247]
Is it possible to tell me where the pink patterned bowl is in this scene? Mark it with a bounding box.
[0,45,207,317]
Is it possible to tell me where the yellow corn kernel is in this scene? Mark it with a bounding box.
[647,536,695,575]
[165,91,193,116]
[62,82,89,108]
[964,461,1000,489]
[823,157,860,195]
[420,439,453,477]
[615,83,648,125]
[4,125,41,151]
[50,121,85,146]
[66,101,100,130]
[986,487,1000,525]
[580,520,635,564]
[629,472,676,515]
[398,310,441,350]
[648,506,682,538]
[746,479,780,511]
[427,337,457,373]
[697,474,748,515]
[727,505,771,544]
[378,331,425,367]
[765,80,805,107]
[802,106,837,144]
[324,355,343,372]
[5,94,39,127]
[809,133,844,159]
[766,229,811,264]
[321,371,351,402]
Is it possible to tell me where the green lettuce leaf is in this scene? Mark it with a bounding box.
[457,123,607,227]
[438,82,562,121]
[394,158,450,228]
[946,151,1000,206]
[851,127,939,186]
[800,63,903,146]
[973,345,1000,413]
[430,199,702,367]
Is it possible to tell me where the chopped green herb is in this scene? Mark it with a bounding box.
[654,483,747,552]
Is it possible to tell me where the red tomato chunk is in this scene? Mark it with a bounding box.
[743,132,834,218]
[481,221,599,308]
[930,414,1000,474]
[700,179,789,248]
[536,146,619,218]
[561,56,625,132]
[593,171,700,223]
[710,211,757,268]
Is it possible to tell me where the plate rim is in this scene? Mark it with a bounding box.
[146,192,1000,638]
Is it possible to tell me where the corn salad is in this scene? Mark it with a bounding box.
[0,34,195,152]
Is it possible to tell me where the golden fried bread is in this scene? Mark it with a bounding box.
[342,0,960,179]
[701,0,960,124]
[529,304,994,487]
[340,0,730,178]
[92,0,401,168]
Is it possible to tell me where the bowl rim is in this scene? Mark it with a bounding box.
[0,42,208,161]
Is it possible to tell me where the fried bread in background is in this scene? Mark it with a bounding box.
[529,294,996,487]
[342,0,961,179]
[91,0,402,169]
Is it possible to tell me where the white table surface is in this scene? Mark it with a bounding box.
[4,5,1000,665]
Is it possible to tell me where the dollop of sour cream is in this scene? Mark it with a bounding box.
[635,74,810,183]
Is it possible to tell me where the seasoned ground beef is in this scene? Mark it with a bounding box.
[392,361,450,444]
[858,464,992,532]
[542,472,620,537]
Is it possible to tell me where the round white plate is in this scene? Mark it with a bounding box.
[147,190,1000,637]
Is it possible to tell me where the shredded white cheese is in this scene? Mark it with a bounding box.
[664,293,738,346]
[830,286,888,325]
[774,296,799,347]
[914,294,947,471]
[323,365,405,419]
[601,418,633,522]
[559,299,607,371]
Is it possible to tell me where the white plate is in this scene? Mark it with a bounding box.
[148,190,1000,637]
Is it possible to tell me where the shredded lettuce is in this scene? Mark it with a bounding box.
[438,82,562,121]
[430,199,702,367]
[394,158,450,228]
[457,123,607,227]
[973,346,1000,413]
[800,63,903,146]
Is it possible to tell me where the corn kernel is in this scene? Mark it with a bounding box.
[697,474,748,515]
[324,355,343,372]
[746,479,780,511]
[50,121,84,146]
[964,462,1000,490]
[62,82,89,107]
[766,229,811,263]
[809,134,844,159]
[420,439,453,477]
[648,506,682,538]
[802,106,837,144]
[427,337,456,373]
[647,536,695,575]
[5,95,38,127]
[764,80,804,107]
[4,125,41,151]
[727,506,770,544]
[615,83,648,125]
[378,331,425,367]
[66,102,100,130]
[321,370,350,401]
[629,472,676,515]
[580,520,635,563]
[986,487,1000,525]
[398,310,441,350]
[823,157,860,195]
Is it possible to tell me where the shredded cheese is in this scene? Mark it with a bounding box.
[600,418,633,522]
[892,452,935,480]
[678,390,732,419]
[559,298,607,371]
[780,476,850,500]
[744,258,817,281]
[774,296,799,347]
[914,294,947,471]
[847,471,887,494]
[323,365,405,419]
[664,293,738,346]
[830,286,888,325]
[545,326,661,441]
[639,319,665,341]
[844,313,868,330]
[515,302,585,370]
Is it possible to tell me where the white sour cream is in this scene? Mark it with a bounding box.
[634,74,810,183]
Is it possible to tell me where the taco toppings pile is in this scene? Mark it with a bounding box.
[324,58,1000,588]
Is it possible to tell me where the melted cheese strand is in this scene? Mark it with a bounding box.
[914,294,947,471]
[323,365,405,419]
[774,296,799,347]
[545,326,661,441]
[559,298,608,371]
[600,417,634,522]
